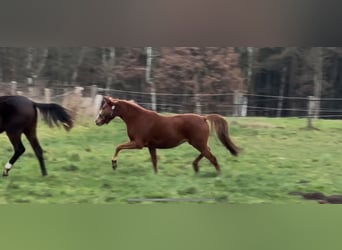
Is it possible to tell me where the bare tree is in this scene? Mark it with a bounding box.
[193,72,201,114]
[25,48,50,85]
[312,47,323,118]
[146,47,156,111]
[247,47,255,89]
[71,47,88,83]
[276,66,287,117]
[26,47,34,84]
[102,47,116,94]
[35,48,49,79]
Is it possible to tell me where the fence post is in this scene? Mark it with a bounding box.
[28,87,35,97]
[233,90,242,116]
[44,88,52,103]
[74,86,84,96]
[74,86,84,117]
[11,81,17,95]
[307,96,315,128]
[241,95,248,117]
[93,94,103,117]
[194,94,202,114]
[90,85,98,103]
[313,96,320,119]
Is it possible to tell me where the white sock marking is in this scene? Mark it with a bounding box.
[5,163,12,170]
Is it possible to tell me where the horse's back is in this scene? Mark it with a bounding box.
[167,113,207,128]
[0,95,33,106]
[0,96,36,131]
[0,96,35,115]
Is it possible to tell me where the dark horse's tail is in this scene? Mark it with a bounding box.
[34,103,74,131]
[205,114,240,156]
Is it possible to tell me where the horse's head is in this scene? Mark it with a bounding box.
[95,96,119,126]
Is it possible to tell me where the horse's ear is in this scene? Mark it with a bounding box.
[103,96,112,104]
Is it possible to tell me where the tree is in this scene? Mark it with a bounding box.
[102,47,116,93]
[145,47,156,111]
[154,47,246,114]
[25,48,49,85]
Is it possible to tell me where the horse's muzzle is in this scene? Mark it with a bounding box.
[95,120,103,126]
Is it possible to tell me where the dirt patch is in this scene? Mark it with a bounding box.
[289,191,342,204]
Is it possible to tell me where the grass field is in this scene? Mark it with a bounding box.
[0,117,341,204]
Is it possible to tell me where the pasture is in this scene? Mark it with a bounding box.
[0,117,341,204]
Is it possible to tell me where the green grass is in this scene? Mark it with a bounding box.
[0,117,341,204]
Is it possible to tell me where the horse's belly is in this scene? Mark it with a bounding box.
[148,138,187,149]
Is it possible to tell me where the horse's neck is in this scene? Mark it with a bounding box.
[118,102,145,124]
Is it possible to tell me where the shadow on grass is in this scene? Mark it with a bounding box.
[197,172,221,178]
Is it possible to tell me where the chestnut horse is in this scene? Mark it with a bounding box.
[95,96,240,173]
[0,95,73,176]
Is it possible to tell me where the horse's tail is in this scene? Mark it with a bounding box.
[205,114,240,156]
[34,102,74,131]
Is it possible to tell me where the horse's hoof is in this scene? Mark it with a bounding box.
[2,171,8,177]
[112,160,117,170]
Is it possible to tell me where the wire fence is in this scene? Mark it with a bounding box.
[98,87,342,119]
[98,87,237,115]
[2,81,342,119]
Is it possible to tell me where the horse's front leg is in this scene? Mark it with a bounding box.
[112,141,143,170]
[148,147,158,174]
[3,131,26,177]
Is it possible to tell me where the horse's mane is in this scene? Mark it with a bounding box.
[120,99,149,111]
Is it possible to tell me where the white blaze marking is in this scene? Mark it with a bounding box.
[5,163,12,170]
[96,110,103,120]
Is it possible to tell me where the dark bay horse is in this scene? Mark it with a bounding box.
[95,96,240,173]
[0,95,73,176]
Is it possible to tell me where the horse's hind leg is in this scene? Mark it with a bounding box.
[3,131,26,176]
[190,134,220,172]
[24,129,47,176]
[192,147,220,173]
[202,148,221,172]
[191,143,221,172]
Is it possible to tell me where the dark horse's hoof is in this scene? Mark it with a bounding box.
[112,160,117,170]
[2,170,8,177]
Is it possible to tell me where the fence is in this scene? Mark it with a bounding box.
[1,82,342,127]
[0,82,101,119]
[96,87,342,118]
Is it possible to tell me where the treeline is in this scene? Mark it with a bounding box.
[1,47,342,116]
[239,47,342,116]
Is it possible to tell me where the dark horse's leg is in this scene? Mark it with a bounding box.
[148,147,158,174]
[24,128,47,176]
[3,131,26,176]
[112,141,143,170]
